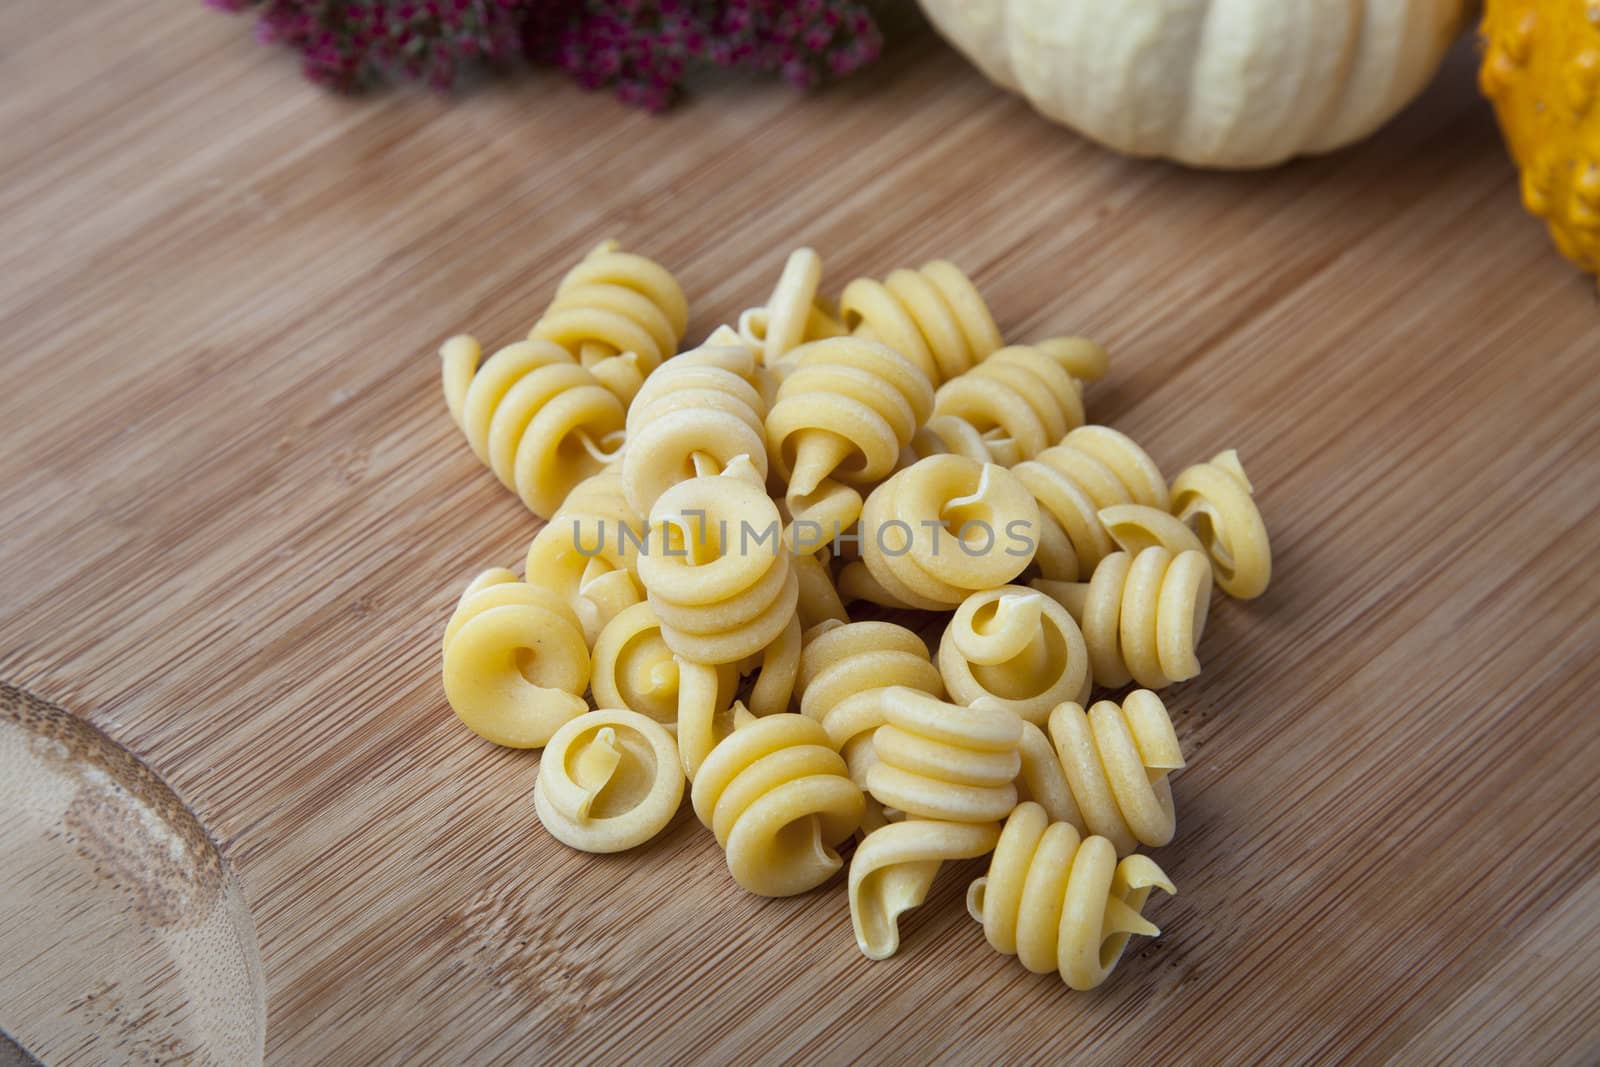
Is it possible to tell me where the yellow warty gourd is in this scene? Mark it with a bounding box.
[1481,0,1600,279]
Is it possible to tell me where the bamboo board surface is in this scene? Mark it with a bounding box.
[2,3,1598,1063]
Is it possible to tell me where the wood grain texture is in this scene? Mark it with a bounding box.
[2,3,1598,1063]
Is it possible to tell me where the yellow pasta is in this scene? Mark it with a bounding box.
[910,340,1106,466]
[590,601,737,731]
[839,259,1004,385]
[439,336,625,519]
[524,463,645,644]
[1012,426,1169,581]
[620,325,770,515]
[798,620,946,789]
[848,818,1000,960]
[866,688,1023,824]
[690,713,865,896]
[735,248,846,363]
[791,546,849,630]
[529,239,690,406]
[967,802,1174,990]
[937,585,1090,724]
[841,454,1039,610]
[765,336,935,533]
[441,568,589,749]
[1097,503,1206,559]
[637,456,797,665]
[1171,449,1272,600]
[533,708,685,853]
[1034,546,1213,690]
[1016,691,1184,856]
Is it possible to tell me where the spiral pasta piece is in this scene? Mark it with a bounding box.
[1171,450,1271,600]
[1017,691,1183,856]
[798,620,946,789]
[839,259,1004,385]
[534,708,685,853]
[1034,546,1213,690]
[848,818,1000,960]
[866,688,1023,824]
[937,585,1090,724]
[842,454,1039,610]
[441,568,589,748]
[967,802,1174,990]
[911,340,1106,466]
[690,713,865,896]
[525,463,645,644]
[765,336,935,533]
[590,601,737,731]
[637,456,797,665]
[439,336,626,519]
[1013,426,1169,581]
[735,248,846,363]
[1097,504,1206,559]
[529,239,689,405]
[620,325,770,516]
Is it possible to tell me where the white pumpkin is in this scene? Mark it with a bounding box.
[917,0,1469,168]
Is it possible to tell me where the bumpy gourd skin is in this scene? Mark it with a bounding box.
[1481,0,1600,278]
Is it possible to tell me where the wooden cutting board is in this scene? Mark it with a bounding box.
[3,3,1598,1062]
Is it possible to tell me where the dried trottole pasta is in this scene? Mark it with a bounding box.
[938,585,1091,723]
[690,713,865,896]
[440,336,625,519]
[1035,545,1213,691]
[637,456,797,666]
[909,339,1107,466]
[530,239,689,406]
[765,335,935,535]
[841,454,1039,610]
[620,325,771,516]
[534,708,685,853]
[1017,691,1184,856]
[1013,426,1169,582]
[434,241,1274,993]
[1171,449,1272,600]
[442,568,590,748]
[968,802,1174,991]
[839,259,1004,385]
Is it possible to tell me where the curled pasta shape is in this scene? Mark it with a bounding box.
[1017,691,1184,856]
[1012,426,1168,581]
[842,454,1039,610]
[439,336,625,519]
[912,340,1106,466]
[637,457,798,665]
[1171,449,1271,600]
[529,239,689,405]
[534,708,685,853]
[441,568,589,748]
[967,801,1174,991]
[690,713,865,896]
[591,601,737,731]
[937,586,1090,724]
[1034,546,1213,690]
[839,260,1004,385]
[848,819,1000,960]
[798,620,946,789]
[1098,504,1205,559]
[735,248,846,363]
[620,325,769,516]
[866,688,1023,823]
[765,336,935,533]
[525,463,645,644]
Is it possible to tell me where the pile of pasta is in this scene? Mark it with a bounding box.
[437,241,1271,991]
